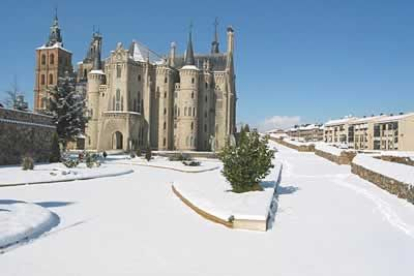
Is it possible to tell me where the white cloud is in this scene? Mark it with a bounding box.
[257,115,301,132]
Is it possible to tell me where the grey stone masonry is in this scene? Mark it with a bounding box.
[0,108,56,165]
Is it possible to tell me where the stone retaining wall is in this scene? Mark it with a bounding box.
[270,137,315,152]
[0,108,56,165]
[376,156,414,167]
[315,150,356,165]
[351,163,414,204]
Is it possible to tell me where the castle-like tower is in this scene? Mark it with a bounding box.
[84,22,237,152]
[34,11,73,112]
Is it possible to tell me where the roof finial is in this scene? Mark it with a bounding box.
[211,17,220,54]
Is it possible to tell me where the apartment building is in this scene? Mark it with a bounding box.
[287,124,324,142]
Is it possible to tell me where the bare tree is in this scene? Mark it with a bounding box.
[1,76,27,110]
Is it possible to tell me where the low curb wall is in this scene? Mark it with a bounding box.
[270,138,315,152]
[351,163,414,204]
[315,150,356,165]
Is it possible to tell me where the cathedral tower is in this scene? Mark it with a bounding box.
[34,10,73,112]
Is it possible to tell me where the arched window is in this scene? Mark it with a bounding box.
[163,122,167,130]
[115,89,121,111]
[50,54,55,65]
[41,54,46,65]
[164,77,168,83]
[41,74,45,85]
[184,107,187,116]
[117,65,122,78]
[121,96,124,111]
[164,108,167,115]
[138,74,141,81]
[191,78,195,84]
[49,74,53,85]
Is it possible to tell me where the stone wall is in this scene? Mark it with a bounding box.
[375,156,414,167]
[0,108,56,165]
[351,163,414,204]
[315,150,356,165]
[270,137,315,152]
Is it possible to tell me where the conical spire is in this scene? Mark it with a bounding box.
[211,17,220,54]
[184,23,195,65]
[46,7,63,46]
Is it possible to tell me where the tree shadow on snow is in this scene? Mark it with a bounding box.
[260,181,277,189]
[277,185,300,195]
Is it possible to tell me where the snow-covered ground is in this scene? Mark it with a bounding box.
[173,160,282,221]
[0,143,414,275]
[0,201,58,249]
[0,163,133,186]
[353,154,414,185]
[112,155,220,173]
[315,143,352,156]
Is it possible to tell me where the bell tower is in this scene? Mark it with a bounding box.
[34,9,73,112]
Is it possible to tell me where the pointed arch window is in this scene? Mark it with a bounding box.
[115,89,121,111]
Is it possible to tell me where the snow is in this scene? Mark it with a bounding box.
[0,143,414,275]
[0,118,55,129]
[375,112,414,123]
[282,138,314,146]
[173,160,282,221]
[181,65,200,70]
[89,70,105,75]
[0,201,58,248]
[325,116,357,126]
[0,163,133,186]
[315,143,348,156]
[353,154,414,186]
[36,42,72,53]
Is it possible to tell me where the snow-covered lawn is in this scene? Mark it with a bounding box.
[173,161,282,222]
[0,163,133,186]
[0,143,413,275]
[112,155,220,173]
[0,201,58,249]
[353,154,414,185]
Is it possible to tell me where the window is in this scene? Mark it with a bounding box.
[164,92,167,98]
[205,95,208,102]
[115,89,121,111]
[174,105,177,117]
[191,92,194,99]
[191,78,195,84]
[205,82,208,89]
[191,122,194,130]
[50,54,55,65]
[163,108,167,115]
[138,74,141,81]
[164,77,168,83]
[41,74,45,85]
[117,65,122,78]
[163,122,167,130]
[121,96,124,111]
[41,54,46,65]
[163,138,166,146]
[193,107,196,116]
[49,74,53,85]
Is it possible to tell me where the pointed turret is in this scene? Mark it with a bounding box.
[211,18,220,54]
[46,8,63,46]
[184,23,195,65]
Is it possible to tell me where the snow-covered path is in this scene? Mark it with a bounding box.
[1,143,414,275]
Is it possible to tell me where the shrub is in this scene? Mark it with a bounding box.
[136,149,142,157]
[145,147,152,162]
[63,159,79,168]
[182,161,201,167]
[85,152,100,168]
[49,132,61,163]
[130,152,136,158]
[169,153,192,161]
[21,156,35,170]
[102,151,107,158]
[219,132,275,193]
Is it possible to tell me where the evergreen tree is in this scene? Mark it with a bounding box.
[220,131,275,193]
[145,146,152,162]
[49,132,61,163]
[47,74,87,148]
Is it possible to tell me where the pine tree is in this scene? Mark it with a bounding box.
[145,146,152,162]
[220,131,275,193]
[47,74,87,148]
[49,132,61,163]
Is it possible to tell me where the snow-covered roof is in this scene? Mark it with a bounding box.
[325,117,357,127]
[181,65,200,71]
[128,40,165,65]
[36,42,72,54]
[349,115,386,125]
[90,70,105,75]
[375,112,414,123]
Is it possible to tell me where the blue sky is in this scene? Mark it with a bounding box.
[0,0,413,130]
